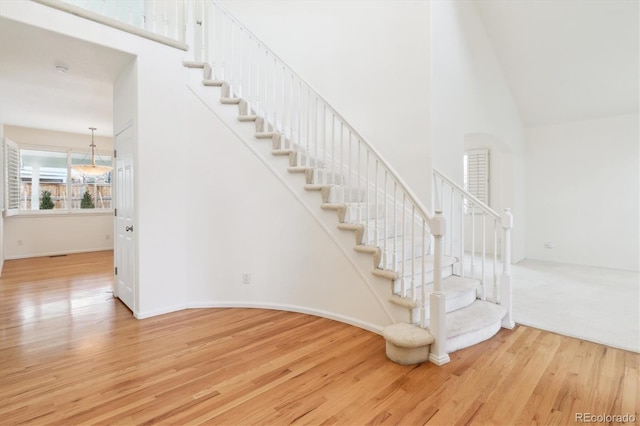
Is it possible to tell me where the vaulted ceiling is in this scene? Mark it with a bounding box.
[0,1,637,136]
[474,0,639,127]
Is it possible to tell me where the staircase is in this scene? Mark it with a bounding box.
[180,0,515,366]
[38,0,514,366]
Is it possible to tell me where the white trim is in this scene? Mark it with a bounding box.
[3,247,113,260]
[12,210,113,218]
[189,301,384,335]
[134,303,186,320]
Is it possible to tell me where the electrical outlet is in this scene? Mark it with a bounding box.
[17,240,22,246]
[242,273,251,285]
[544,242,555,249]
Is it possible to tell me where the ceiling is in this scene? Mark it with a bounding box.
[0,1,637,136]
[0,17,134,137]
[474,0,639,127]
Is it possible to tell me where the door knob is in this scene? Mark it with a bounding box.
[125,225,134,232]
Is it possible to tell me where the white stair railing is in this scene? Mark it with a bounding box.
[186,0,451,359]
[433,169,514,328]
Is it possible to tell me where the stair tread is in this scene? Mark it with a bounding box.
[379,255,457,278]
[321,203,345,211]
[441,300,507,339]
[383,322,434,347]
[288,166,311,173]
[304,184,327,191]
[256,132,277,138]
[337,223,364,231]
[203,79,225,86]
[390,276,480,308]
[183,60,206,68]
[221,98,241,104]
[238,115,258,122]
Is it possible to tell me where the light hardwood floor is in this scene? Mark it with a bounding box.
[1,251,638,425]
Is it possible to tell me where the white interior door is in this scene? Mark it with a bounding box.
[114,125,135,312]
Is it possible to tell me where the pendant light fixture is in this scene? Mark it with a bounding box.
[71,127,113,176]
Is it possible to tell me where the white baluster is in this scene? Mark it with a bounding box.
[411,205,415,302]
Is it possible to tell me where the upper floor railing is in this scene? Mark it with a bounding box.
[33,0,188,50]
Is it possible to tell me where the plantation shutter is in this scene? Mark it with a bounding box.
[5,138,20,216]
[463,149,489,211]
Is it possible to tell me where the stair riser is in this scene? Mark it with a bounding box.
[322,187,366,203]
[341,204,385,223]
[374,241,431,268]
[306,169,345,185]
[391,265,454,294]
[289,152,324,168]
[408,288,477,322]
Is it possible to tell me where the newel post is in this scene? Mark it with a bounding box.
[428,211,450,365]
[500,208,515,329]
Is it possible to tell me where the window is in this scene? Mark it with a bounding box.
[5,144,112,215]
[463,149,489,212]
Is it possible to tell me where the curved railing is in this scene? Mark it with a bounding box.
[433,169,513,328]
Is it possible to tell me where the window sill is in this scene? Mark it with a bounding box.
[7,209,114,218]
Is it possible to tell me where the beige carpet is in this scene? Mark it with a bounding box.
[511,259,640,353]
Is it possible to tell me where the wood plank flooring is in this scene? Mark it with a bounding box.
[0,251,638,425]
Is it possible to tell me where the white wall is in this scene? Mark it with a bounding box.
[184,88,393,331]
[525,114,639,271]
[2,125,114,259]
[3,214,113,259]
[219,0,432,207]
[431,0,527,262]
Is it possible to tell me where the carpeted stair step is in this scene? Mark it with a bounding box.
[372,254,456,282]
[430,300,507,353]
[203,79,225,87]
[289,151,324,168]
[272,149,294,156]
[337,222,366,245]
[304,184,328,191]
[355,235,431,268]
[388,275,480,322]
[221,97,241,104]
[305,168,345,185]
[320,185,366,203]
[382,322,434,365]
[339,202,385,223]
[183,60,206,68]
[239,115,258,122]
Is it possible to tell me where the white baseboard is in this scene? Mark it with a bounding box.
[3,247,114,260]
[185,301,385,335]
[134,303,187,320]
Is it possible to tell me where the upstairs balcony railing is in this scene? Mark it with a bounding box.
[33,0,188,50]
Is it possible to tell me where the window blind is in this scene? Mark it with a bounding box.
[5,139,20,215]
[463,149,489,210]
